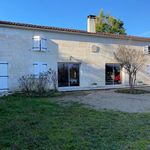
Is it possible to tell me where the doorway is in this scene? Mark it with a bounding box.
[105,64,122,85]
[58,63,80,87]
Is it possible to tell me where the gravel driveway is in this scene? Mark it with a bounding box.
[58,89,150,113]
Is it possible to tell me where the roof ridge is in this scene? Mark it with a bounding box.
[0,20,87,32]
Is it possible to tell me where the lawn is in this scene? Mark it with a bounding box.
[0,94,150,150]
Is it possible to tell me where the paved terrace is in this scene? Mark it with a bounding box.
[58,87,150,113]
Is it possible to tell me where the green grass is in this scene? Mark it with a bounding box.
[0,94,150,150]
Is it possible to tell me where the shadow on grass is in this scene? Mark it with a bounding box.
[115,88,150,94]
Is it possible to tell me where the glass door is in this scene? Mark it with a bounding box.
[106,64,121,85]
[114,64,121,85]
[58,63,80,87]
[69,64,80,86]
[106,64,114,85]
[58,63,69,87]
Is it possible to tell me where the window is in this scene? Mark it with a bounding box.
[32,36,47,51]
[33,62,47,76]
[144,46,150,54]
[105,64,122,85]
[58,63,80,87]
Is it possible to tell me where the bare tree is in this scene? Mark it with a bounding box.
[114,46,146,90]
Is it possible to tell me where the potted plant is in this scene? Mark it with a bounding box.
[137,81,143,86]
[91,82,97,87]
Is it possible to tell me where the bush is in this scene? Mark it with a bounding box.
[34,73,49,95]
[115,88,150,94]
[18,74,36,94]
[18,69,58,96]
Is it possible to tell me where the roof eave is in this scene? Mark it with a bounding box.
[0,22,150,42]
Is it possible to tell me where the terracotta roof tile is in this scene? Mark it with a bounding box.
[0,20,150,42]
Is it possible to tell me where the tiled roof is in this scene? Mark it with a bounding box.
[0,20,150,42]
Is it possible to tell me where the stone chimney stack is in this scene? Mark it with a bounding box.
[87,15,96,33]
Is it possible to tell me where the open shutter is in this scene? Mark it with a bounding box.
[33,36,41,51]
[41,38,47,51]
[146,65,150,76]
[144,46,149,55]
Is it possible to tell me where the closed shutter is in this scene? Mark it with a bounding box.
[0,62,8,91]
[33,64,40,76]
[41,63,47,72]
[33,62,47,76]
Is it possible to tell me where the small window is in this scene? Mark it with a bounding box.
[33,62,48,77]
[32,36,47,51]
[144,46,150,54]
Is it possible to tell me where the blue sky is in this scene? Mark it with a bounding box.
[0,0,150,37]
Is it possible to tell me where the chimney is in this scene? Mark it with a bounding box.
[87,15,96,33]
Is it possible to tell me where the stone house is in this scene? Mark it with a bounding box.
[0,15,150,92]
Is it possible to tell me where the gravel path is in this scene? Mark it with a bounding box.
[58,89,150,113]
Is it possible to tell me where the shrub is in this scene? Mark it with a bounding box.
[34,72,49,95]
[18,74,36,94]
[18,69,58,96]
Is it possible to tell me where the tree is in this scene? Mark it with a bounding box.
[114,46,146,90]
[96,9,126,35]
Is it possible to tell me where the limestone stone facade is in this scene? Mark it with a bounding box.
[0,21,150,92]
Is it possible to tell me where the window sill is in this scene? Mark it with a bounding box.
[32,49,47,52]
